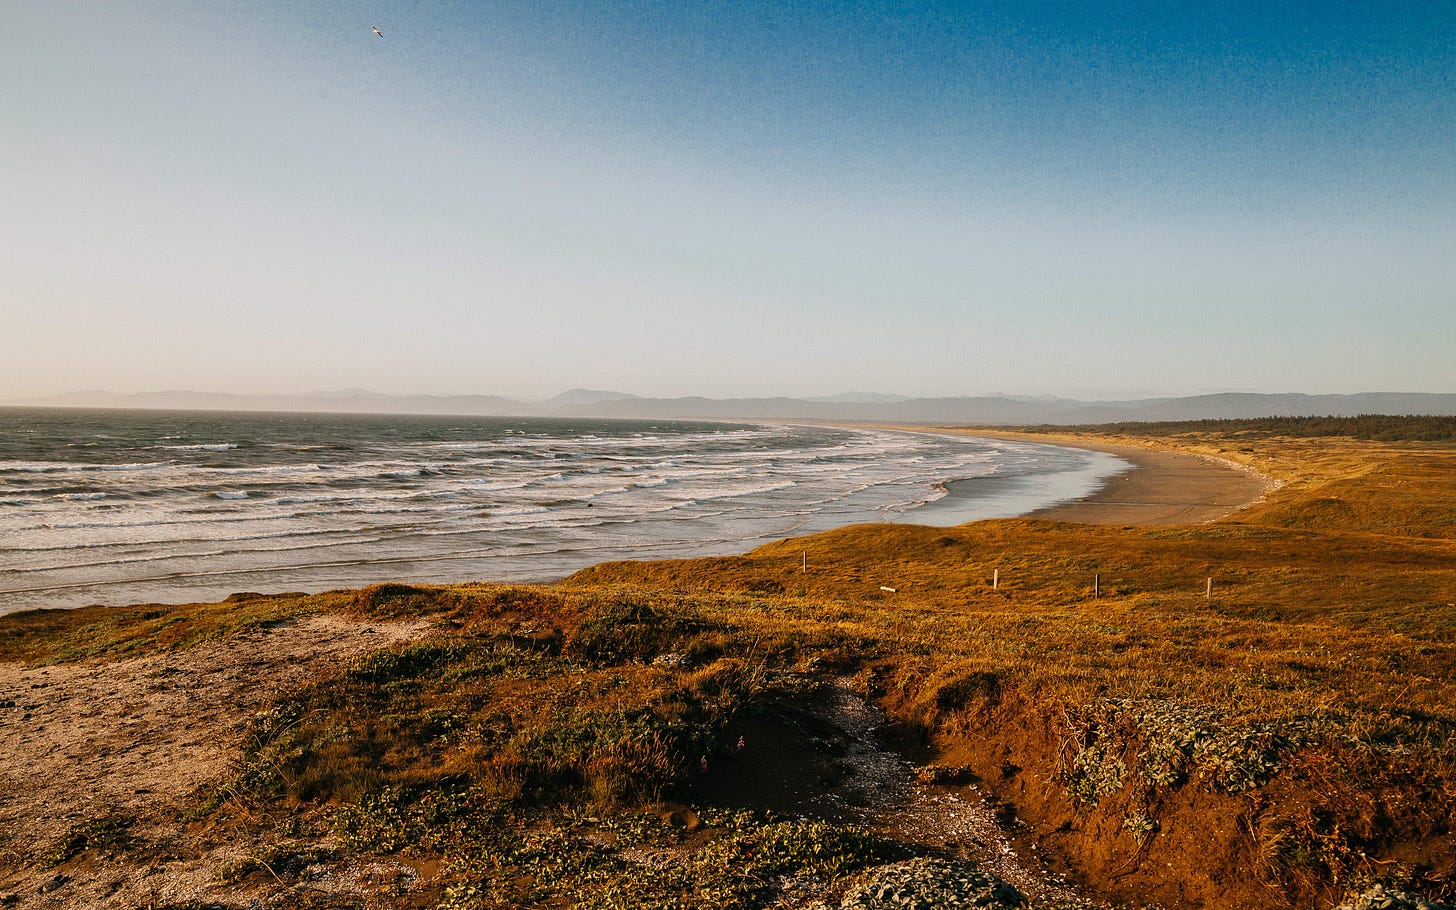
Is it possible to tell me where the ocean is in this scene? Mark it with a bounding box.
[0,408,1127,614]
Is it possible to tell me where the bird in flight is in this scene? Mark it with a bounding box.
[372,25,384,37]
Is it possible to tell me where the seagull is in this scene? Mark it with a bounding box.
[372,25,384,37]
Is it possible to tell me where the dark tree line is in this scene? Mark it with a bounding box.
[1018,415,1456,442]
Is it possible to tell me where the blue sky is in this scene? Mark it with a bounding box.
[3,1,1453,399]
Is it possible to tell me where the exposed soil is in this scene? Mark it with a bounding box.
[0,613,429,908]
[693,680,1104,907]
[906,688,1283,910]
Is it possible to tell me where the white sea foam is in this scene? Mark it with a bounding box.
[459,480,535,493]
[0,460,173,473]
[211,463,325,475]
[13,549,235,573]
[273,494,358,505]
[680,480,799,501]
[39,516,228,531]
[578,486,632,499]
[247,532,390,553]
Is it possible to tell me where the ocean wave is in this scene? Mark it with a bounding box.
[273,494,359,505]
[428,441,508,451]
[34,512,290,532]
[578,486,631,500]
[456,457,531,468]
[237,535,386,554]
[162,443,238,451]
[332,506,448,518]
[267,443,344,451]
[689,449,787,463]
[9,549,234,573]
[670,480,799,501]
[211,491,250,500]
[459,478,535,492]
[384,467,442,478]
[211,463,325,475]
[2,524,382,555]
[0,460,173,473]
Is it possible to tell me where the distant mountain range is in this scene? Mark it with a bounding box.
[8,389,1456,425]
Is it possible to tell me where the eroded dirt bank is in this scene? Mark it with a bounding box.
[893,686,1260,907]
[693,679,1101,906]
[877,677,1456,910]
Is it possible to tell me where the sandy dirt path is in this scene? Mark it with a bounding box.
[0,613,428,908]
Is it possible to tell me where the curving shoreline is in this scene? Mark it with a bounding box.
[908,427,1276,526]
[0,420,1276,616]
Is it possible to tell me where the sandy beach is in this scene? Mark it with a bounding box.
[924,428,1275,526]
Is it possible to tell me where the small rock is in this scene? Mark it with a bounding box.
[38,874,69,894]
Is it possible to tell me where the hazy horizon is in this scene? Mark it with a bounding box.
[12,384,1456,408]
[9,383,1456,409]
[4,2,1453,400]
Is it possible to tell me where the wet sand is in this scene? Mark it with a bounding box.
[926,429,1275,526]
